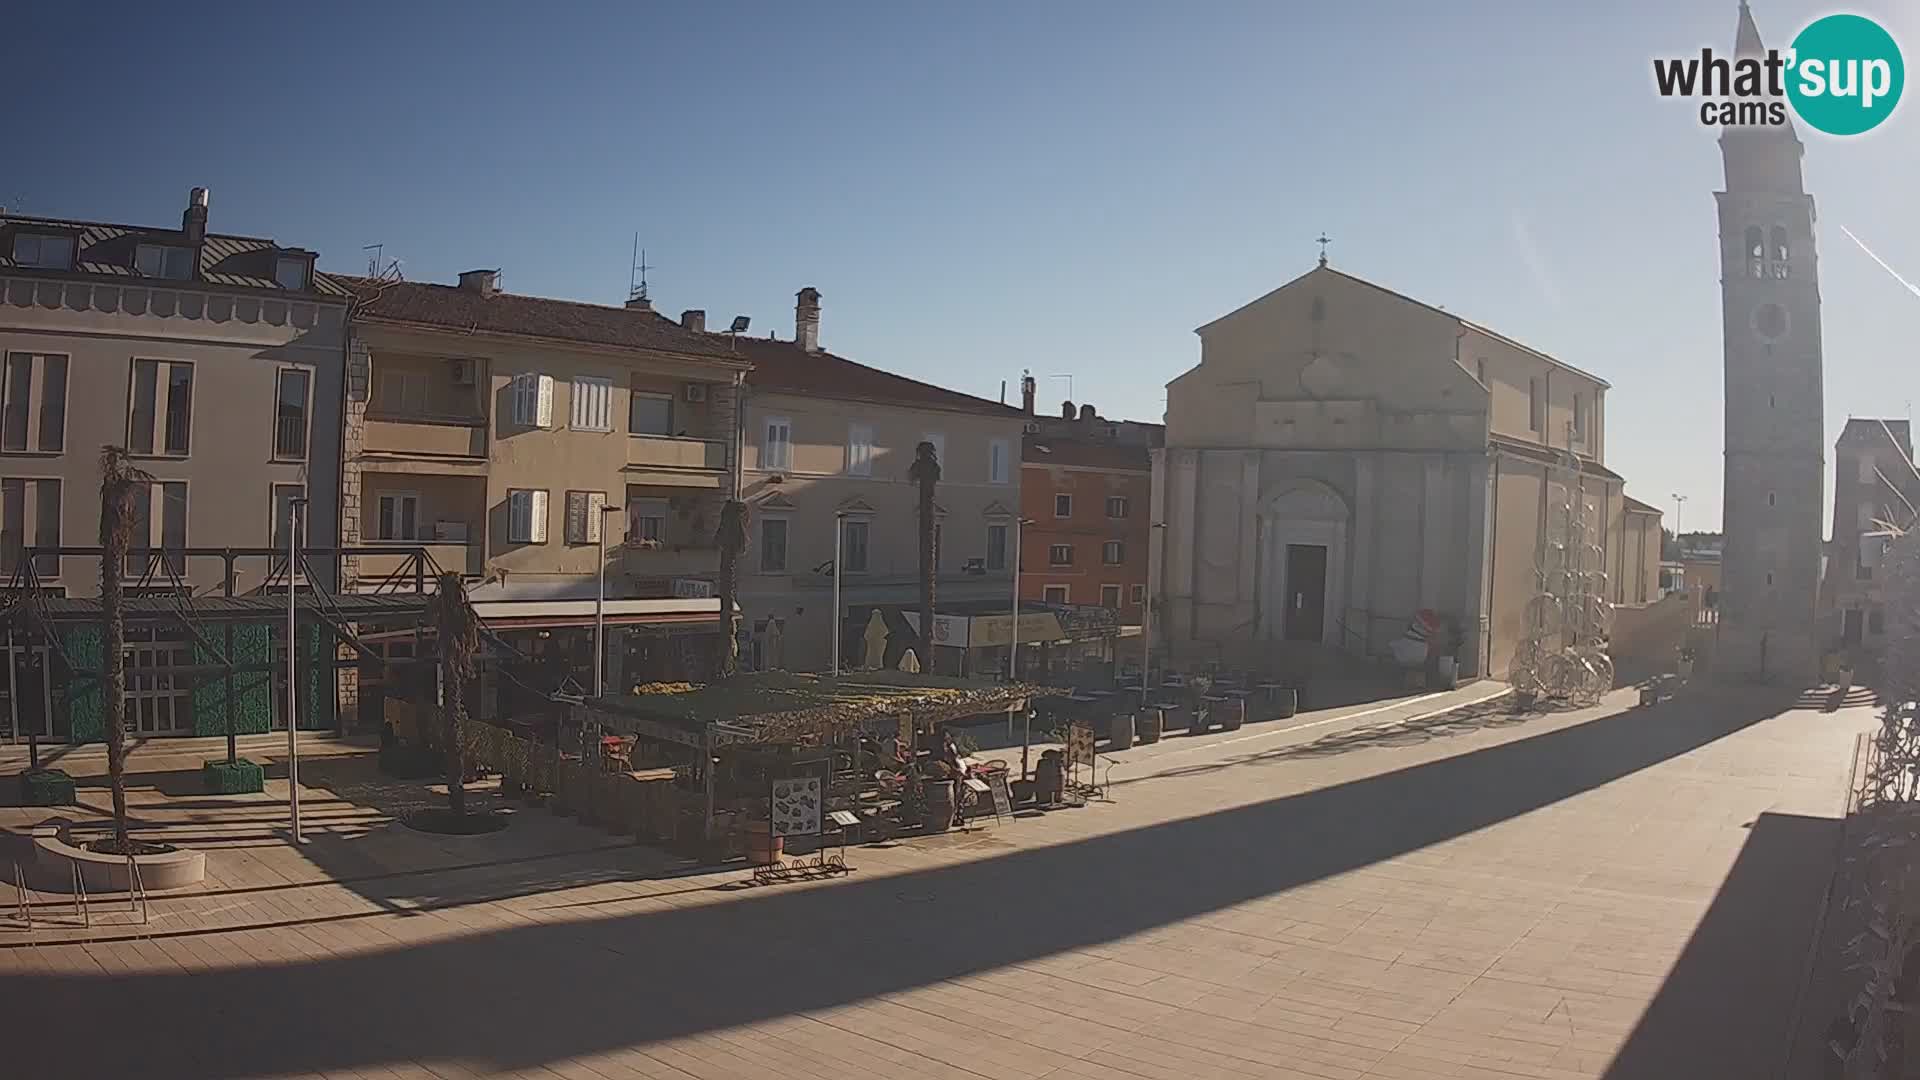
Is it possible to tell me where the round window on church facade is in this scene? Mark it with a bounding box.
[1752,302,1789,344]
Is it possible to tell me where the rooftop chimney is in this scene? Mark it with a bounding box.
[795,287,821,352]
[1061,400,1076,420]
[183,187,210,246]
[1021,371,1036,415]
[681,309,706,333]
[457,269,501,296]
[1079,403,1097,422]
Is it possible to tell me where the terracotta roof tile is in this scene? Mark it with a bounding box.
[1022,438,1151,471]
[345,277,744,362]
[721,334,1022,418]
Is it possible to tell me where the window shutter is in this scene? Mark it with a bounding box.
[530,489,549,542]
[566,491,587,543]
[512,375,531,425]
[586,492,607,543]
[535,375,554,428]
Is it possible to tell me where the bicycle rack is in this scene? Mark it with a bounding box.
[125,854,149,925]
[12,861,28,929]
[70,860,89,928]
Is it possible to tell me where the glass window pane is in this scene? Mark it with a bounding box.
[2,354,30,451]
[1,479,23,573]
[164,364,193,454]
[37,355,65,451]
[136,245,162,276]
[129,360,158,454]
[275,257,308,290]
[33,479,59,577]
[276,370,310,459]
[629,393,671,435]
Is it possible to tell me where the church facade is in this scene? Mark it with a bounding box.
[1151,262,1659,680]
[1713,2,1826,683]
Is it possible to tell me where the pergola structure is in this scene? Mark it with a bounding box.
[578,670,1065,838]
[0,545,441,756]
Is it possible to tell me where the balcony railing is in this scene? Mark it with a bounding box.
[617,543,720,579]
[357,542,483,580]
[627,434,727,471]
[363,414,487,459]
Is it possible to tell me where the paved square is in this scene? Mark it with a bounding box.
[0,684,1868,1079]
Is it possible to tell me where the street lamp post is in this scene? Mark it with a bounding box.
[1143,521,1167,706]
[1671,493,1686,540]
[1009,517,1033,683]
[832,511,845,676]
[286,496,307,844]
[593,503,623,698]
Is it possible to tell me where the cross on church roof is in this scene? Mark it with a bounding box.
[1316,232,1331,267]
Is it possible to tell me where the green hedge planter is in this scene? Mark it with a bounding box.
[20,768,77,806]
[202,758,266,795]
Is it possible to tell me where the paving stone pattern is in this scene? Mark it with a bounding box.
[0,684,1869,1079]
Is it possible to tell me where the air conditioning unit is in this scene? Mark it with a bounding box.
[1023,421,1040,434]
[683,383,708,403]
[448,359,477,385]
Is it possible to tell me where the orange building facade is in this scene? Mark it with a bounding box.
[1019,439,1153,622]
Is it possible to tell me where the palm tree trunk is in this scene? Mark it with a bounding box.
[97,446,149,852]
[434,572,479,817]
[715,500,747,678]
[911,442,942,675]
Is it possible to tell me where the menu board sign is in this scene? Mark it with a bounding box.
[769,776,822,838]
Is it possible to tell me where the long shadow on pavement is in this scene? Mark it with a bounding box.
[0,689,1814,1078]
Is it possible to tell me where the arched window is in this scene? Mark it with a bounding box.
[1769,225,1791,278]
[1745,226,1765,278]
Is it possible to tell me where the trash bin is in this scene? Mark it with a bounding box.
[1110,710,1136,751]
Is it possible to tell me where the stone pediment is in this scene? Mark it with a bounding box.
[755,491,798,512]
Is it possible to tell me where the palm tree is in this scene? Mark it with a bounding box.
[909,440,941,674]
[714,500,748,678]
[97,446,152,852]
[431,572,480,817]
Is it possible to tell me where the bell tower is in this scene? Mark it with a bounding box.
[1715,2,1825,683]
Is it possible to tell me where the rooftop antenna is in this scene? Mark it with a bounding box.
[628,235,653,304]
[363,243,383,276]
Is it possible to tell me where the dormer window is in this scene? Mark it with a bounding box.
[11,232,75,270]
[135,243,194,280]
[274,255,311,291]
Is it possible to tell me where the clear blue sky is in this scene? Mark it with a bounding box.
[11,0,1918,533]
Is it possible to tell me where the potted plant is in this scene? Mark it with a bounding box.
[1677,645,1697,682]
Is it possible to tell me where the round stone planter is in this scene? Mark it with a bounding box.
[1274,688,1299,719]
[34,822,206,892]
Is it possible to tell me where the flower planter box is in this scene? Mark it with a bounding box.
[20,768,76,807]
[202,758,265,795]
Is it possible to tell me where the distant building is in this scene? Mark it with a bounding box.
[1153,260,1661,678]
[721,289,1028,674]
[1015,379,1162,622]
[2,189,352,739]
[1821,418,1918,654]
[344,270,752,714]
